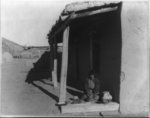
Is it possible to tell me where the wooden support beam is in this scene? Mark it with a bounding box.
[52,37,58,88]
[75,40,80,81]
[49,40,54,81]
[49,13,74,40]
[89,36,93,71]
[58,26,70,105]
[71,6,118,20]
[49,7,117,40]
[52,59,58,87]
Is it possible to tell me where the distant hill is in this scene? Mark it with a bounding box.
[2,37,50,58]
[2,37,25,57]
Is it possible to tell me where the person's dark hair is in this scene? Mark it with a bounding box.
[88,70,95,77]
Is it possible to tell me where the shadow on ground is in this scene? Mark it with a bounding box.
[25,51,52,83]
[25,51,83,98]
[25,51,81,101]
[31,82,59,102]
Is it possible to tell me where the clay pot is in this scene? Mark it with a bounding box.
[102,91,112,104]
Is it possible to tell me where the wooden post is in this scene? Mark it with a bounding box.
[52,59,58,87]
[75,40,80,81]
[89,35,93,71]
[58,26,70,105]
[49,40,54,81]
[52,37,58,87]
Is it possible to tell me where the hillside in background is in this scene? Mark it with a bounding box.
[2,37,50,58]
[2,37,25,56]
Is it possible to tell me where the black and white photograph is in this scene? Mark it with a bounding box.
[0,0,149,117]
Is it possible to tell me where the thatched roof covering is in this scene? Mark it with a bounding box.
[62,1,120,15]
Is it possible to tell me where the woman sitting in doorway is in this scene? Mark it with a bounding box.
[81,70,100,102]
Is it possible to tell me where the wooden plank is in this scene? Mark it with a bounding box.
[58,26,70,105]
[71,7,118,20]
[61,102,119,114]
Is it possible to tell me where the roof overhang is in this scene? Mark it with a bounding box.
[62,1,121,15]
[48,1,121,41]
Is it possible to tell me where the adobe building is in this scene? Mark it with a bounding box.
[47,1,149,115]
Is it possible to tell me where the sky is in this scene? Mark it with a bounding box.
[1,0,102,46]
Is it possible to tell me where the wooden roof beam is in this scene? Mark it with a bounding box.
[71,6,118,20]
[50,6,118,40]
[49,12,75,40]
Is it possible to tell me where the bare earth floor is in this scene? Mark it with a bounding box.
[1,59,97,117]
[1,59,149,117]
[1,59,61,116]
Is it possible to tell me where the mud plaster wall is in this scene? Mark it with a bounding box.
[120,2,149,114]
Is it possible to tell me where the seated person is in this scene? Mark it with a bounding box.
[81,70,100,102]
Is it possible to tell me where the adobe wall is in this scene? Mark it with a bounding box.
[120,2,149,114]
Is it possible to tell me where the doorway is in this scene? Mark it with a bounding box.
[66,5,122,103]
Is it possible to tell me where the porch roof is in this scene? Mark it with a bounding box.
[62,1,120,15]
[47,1,121,42]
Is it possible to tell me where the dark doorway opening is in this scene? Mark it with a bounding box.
[67,5,122,103]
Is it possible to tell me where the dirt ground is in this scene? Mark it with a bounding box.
[1,58,148,117]
[1,58,67,116]
[1,58,103,117]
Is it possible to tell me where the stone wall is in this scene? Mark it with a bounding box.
[120,1,149,114]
